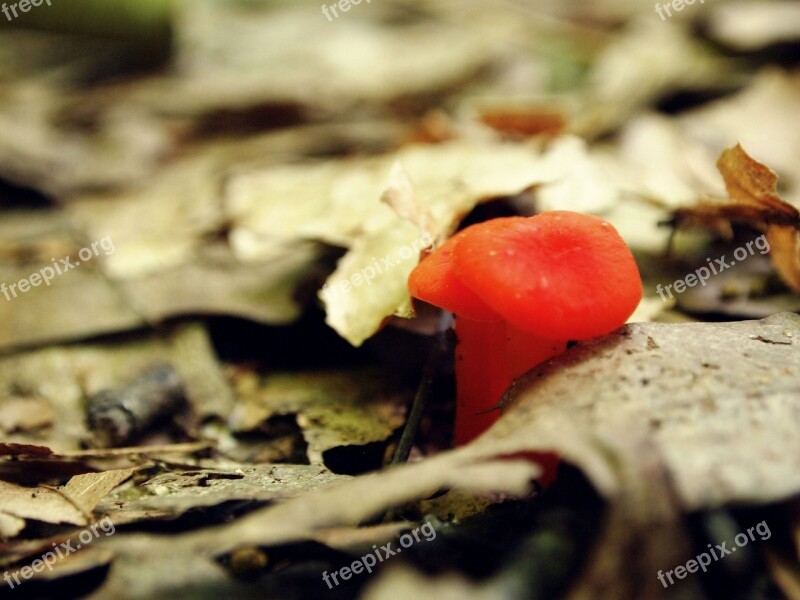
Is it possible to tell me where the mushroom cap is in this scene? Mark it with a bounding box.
[451,211,642,340]
[408,229,501,322]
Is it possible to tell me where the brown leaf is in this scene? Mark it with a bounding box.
[97,464,348,524]
[767,225,800,294]
[0,397,54,434]
[674,144,800,292]
[0,443,53,458]
[0,468,134,529]
[0,512,25,539]
[59,468,137,517]
[0,480,86,526]
[229,368,410,464]
[494,313,800,510]
[716,144,799,224]
[477,105,566,138]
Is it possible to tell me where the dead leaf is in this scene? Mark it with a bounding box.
[0,480,87,526]
[0,467,133,529]
[717,144,799,224]
[225,139,560,345]
[0,397,54,433]
[0,443,53,458]
[476,104,566,138]
[492,313,800,510]
[98,464,348,525]
[679,70,800,196]
[230,368,410,465]
[576,17,730,137]
[674,144,800,293]
[60,468,137,517]
[0,513,25,539]
[708,2,800,50]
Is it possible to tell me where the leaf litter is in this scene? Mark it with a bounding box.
[0,0,799,598]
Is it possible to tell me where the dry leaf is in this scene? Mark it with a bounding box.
[0,443,53,458]
[708,2,800,50]
[229,368,410,465]
[674,144,800,293]
[225,139,555,345]
[98,464,349,524]
[0,512,25,539]
[0,480,87,526]
[679,70,800,197]
[576,17,729,137]
[491,313,800,510]
[0,468,133,529]
[0,397,54,433]
[60,468,137,517]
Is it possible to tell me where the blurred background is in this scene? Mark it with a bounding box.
[0,2,799,598]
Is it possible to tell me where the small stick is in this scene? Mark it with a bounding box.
[389,331,448,467]
[86,364,186,447]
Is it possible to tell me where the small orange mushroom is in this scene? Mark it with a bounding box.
[409,211,643,462]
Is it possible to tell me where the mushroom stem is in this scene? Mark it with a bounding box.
[504,325,567,382]
[453,317,507,446]
[454,319,566,446]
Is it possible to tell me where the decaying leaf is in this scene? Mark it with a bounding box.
[226,138,576,345]
[0,480,87,526]
[1,2,799,597]
[98,464,349,524]
[678,70,800,197]
[0,467,134,529]
[0,396,54,434]
[708,2,800,51]
[60,468,138,518]
[229,368,410,465]
[0,443,53,458]
[0,512,25,539]
[576,17,729,137]
[674,144,800,293]
[490,313,800,510]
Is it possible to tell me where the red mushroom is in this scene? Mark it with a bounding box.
[409,211,642,449]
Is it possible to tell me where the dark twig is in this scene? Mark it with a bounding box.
[390,318,451,467]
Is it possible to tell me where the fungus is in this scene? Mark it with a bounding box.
[409,211,642,450]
